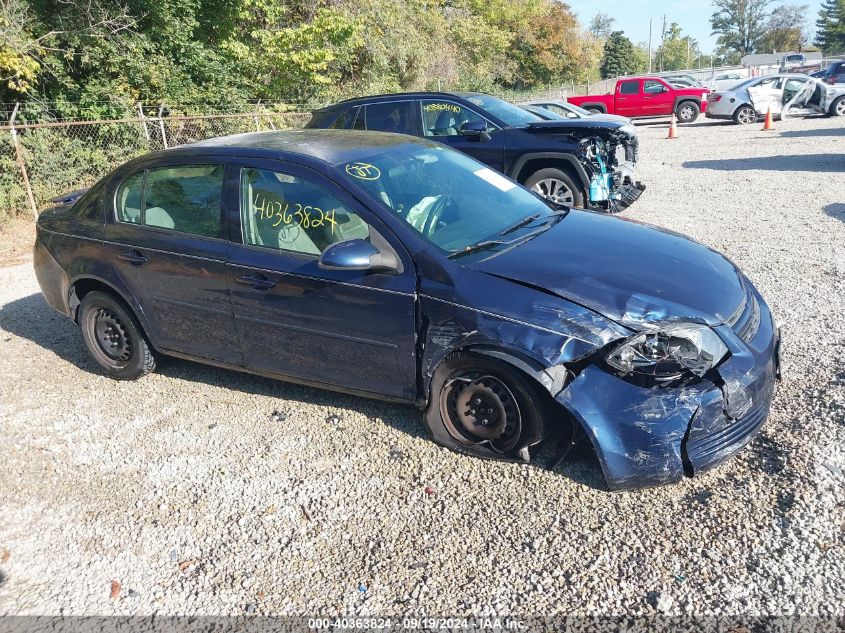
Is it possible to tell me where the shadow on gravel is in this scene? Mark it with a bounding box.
[824,203,845,223]
[0,569,6,589]
[781,127,845,138]
[0,293,608,489]
[683,153,844,172]
[0,293,99,374]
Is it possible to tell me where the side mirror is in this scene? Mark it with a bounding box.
[318,239,399,274]
[459,120,491,141]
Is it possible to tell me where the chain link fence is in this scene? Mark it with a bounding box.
[0,108,312,222]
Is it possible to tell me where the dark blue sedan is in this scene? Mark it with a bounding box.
[33,130,780,490]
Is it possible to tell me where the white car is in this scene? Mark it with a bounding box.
[705,74,845,124]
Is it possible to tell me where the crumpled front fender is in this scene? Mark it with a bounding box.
[556,366,711,491]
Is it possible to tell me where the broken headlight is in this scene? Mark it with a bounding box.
[606,324,728,379]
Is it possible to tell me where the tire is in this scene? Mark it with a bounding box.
[733,104,757,125]
[424,353,547,461]
[78,291,156,380]
[676,101,700,123]
[586,107,604,115]
[830,96,845,117]
[524,168,585,208]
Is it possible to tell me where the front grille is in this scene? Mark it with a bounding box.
[726,286,761,344]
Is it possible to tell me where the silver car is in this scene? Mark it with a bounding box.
[519,100,634,127]
[706,73,845,124]
[704,71,748,92]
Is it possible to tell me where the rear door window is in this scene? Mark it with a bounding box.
[144,166,224,237]
[619,80,640,95]
[364,101,416,134]
[115,165,224,238]
[116,172,144,224]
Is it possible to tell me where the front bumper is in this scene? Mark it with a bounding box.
[556,283,779,491]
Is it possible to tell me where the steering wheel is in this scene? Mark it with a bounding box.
[421,195,449,237]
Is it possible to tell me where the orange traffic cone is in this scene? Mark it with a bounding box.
[668,114,679,139]
[762,106,774,131]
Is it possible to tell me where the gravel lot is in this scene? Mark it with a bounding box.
[1,115,844,618]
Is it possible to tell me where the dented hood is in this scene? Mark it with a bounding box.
[471,211,747,329]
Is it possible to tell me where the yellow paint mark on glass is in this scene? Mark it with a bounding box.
[345,162,381,180]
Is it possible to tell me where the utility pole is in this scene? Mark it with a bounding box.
[648,18,653,74]
[660,14,667,73]
[687,39,691,70]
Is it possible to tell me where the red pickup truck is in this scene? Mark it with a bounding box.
[568,77,710,123]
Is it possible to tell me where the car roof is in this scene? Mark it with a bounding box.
[317,91,489,111]
[149,129,433,166]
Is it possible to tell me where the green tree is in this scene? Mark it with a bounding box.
[656,23,699,71]
[600,31,637,78]
[758,4,809,52]
[711,0,776,59]
[815,0,845,53]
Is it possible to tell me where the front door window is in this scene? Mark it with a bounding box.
[240,167,370,256]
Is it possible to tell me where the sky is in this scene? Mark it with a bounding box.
[565,0,824,53]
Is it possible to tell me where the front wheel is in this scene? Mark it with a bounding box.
[425,353,546,461]
[79,291,156,380]
[676,101,700,123]
[733,105,757,125]
[830,96,845,117]
[524,168,585,208]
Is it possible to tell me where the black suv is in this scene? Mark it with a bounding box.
[307,92,644,212]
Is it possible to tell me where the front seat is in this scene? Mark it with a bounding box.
[432,110,458,136]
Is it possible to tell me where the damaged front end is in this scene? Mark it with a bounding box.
[420,254,780,491]
[574,133,645,214]
[556,280,780,490]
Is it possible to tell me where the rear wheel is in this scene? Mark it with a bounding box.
[733,105,757,125]
[425,353,546,461]
[831,96,845,117]
[676,101,700,123]
[79,291,156,380]
[524,168,585,208]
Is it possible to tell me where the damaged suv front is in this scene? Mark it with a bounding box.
[574,130,642,213]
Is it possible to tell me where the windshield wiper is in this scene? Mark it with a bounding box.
[500,213,540,236]
[447,240,506,259]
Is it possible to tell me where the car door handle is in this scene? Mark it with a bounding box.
[236,274,276,290]
[118,250,148,265]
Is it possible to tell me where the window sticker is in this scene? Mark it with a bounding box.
[473,168,516,192]
[345,162,381,180]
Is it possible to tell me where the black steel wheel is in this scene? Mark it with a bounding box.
[440,373,522,453]
[79,291,156,380]
[425,353,546,461]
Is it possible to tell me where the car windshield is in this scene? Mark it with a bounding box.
[565,102,593,116]
[337,144,557,255]
[527,106,565,120]
[459,94,541,126]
